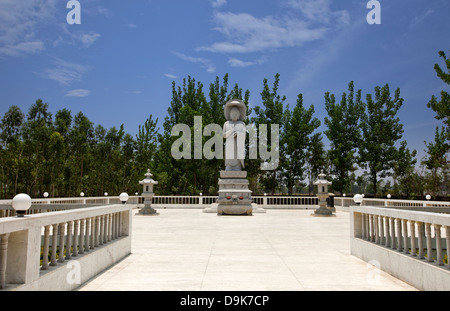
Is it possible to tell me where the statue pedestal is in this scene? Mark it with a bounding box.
[217,171,252,216]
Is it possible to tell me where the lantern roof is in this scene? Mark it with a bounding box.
[313,170,332,186]
[139,169,158,185]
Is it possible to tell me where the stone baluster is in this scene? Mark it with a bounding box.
[115,212,120,238]
[58,223,66,263]
[390,217,396,249]
[41,225,51,270]
[79,219,85,255]
[103,214,108,243]
[425,223,433,262]
[73,220,79,257]
[87,218,92,251]
[90,216,95,249]
[380,216,385,245]
[364,214,369,240]
[368,215,373,242]
[95,216,100,247]
[115,212,119,238]
[435,224,443,265]
[110,213,115,240]
[361,214,366,240]
[410,221,416,256]
[66,221,73,260]
[383,217,389,247]
[51,224,58,266]
[416,222,424,259]
[402,219,408,254]
[107,214,112,242]
[396,219,402,251]
[446,226,450,269]
[374,216,379,244]
[119,212,123,237]
[99,215,104,246]
[0,233,10,289]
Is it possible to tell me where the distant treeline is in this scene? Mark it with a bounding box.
[0,50,448,199]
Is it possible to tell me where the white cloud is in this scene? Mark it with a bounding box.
[0,0,58,57]
[128,24,138,29]
[199,1,350,54]
[164,74,178,79]
[173,51,216,73]
[228,58,255,67]
[79,32,101,48]
[409,9,434,29]
[45,58,90,86]
[197,12,327,53]
[228,56,267,68]
[288,0,349,25]
[65,89,91,97]
[212,0,227,9]
[0,41,45,57]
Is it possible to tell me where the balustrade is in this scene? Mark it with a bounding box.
[0,205,131,290]
[354,207,450,270]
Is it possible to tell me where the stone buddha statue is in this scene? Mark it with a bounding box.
[223,99,246,171]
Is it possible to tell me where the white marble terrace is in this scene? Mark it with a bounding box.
[0,195,449,291]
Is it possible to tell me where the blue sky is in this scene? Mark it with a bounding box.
[0,0,449,163]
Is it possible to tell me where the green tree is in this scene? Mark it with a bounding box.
[422,127,449,198]
[136,115,159,179]
[324,81,363,195]
[252,73,286,194]
[0,105,25,198]
[392,141,417,198]
[306,132,327,194]
[21,99,54,196]
[281,94,320,195]
[69,112,94,195]
[359,84,405,197]
[427,50,450,135]
[423,49,450,199]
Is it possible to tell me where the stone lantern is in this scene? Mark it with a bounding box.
[138,169,158,216]
[312,171,334,217]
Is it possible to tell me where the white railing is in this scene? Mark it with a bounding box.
[0,204,132,291]
[151,195,320,209]
[350,205,450,291]
[335,197,450,208]
[0,195,322,213]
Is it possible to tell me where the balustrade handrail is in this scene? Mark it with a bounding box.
[335,197,450,208]
[352,205,450,227]
[0,204,130,235]
[0,204,132,290]
[350,204,450,276]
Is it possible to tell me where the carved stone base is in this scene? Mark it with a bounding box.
[217,170,252,216]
